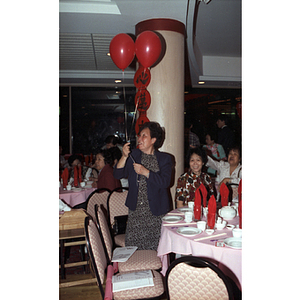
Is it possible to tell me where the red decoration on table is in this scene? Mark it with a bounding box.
[238,179,242,202]
[85,155,89,166]
[194,186,202,221]
[238,199,242,229]
[62,167,69,188]
[135,31,162,68]
[199,184,208,207]
[78,165,82,183]
[109,33,135,71]
[220,183,229,207]
[207,195,217,229]
[74,166,78,187]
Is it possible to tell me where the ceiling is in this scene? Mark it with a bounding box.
[59,0,241,89]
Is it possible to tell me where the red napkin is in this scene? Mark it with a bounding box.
[85,155,89,166]
[199,184,207,207]
[78,165,82,182]
[207,195,216,229]
[220,183,229,207]
[194,186,202,221]
[238,179,242,202]
[74,166,78,187]
[238,199,242,229]
[62,168,69,188]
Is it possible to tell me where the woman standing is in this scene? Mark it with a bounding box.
[114,122,172,250]
[175,147,214,208]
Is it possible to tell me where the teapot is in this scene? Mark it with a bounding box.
[218,206,236,220]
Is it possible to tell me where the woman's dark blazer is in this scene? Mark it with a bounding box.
[113,148,172,216]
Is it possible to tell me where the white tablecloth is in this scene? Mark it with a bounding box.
[157,209,242,290]
[59,187,96,207]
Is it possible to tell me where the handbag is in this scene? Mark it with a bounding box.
[113,215,128,235]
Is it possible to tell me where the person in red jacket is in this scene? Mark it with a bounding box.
[92,149,121,191]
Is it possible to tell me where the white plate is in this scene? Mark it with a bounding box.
[224,237,242,249]
[71,187,82,192]
[84,185,92,189]
[162,215,183,223]
[177,227,202,236]
[177,207,192,213]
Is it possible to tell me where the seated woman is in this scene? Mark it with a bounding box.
[92,149,121,191]
[206,145,242,189]
[175,147,214,208]
[202,131,226,176]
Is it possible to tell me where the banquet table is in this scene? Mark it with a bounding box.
[59,186,96,207]
[157,208,242,290]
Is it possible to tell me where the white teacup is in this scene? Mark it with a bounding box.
[80,182,86,188]
[197,221,206,231]
[232,228,242,238]
[66,184,71,191]
[188,201,194,211]
[184,211,193,223]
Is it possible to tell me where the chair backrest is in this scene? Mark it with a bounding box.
[165,256,234,300]
[84,216,107,298]
[226,183,239,202]
[86,188,111,221]
[107,187,129,229]
[95,204,114,262]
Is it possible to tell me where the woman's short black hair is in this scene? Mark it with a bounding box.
[68,154,82,166]
[186,147,208,165]
[205,130,217,143]
[138,121,165,149]
[104,135,120,146]
[228,145,242,160]
[107,146,122,162]
[96,149,114,167]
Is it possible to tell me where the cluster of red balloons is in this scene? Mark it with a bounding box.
[109,31,161,71]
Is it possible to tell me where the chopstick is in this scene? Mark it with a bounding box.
[194,233,226,241]
[163,222,196,226]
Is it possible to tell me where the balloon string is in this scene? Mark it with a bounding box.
[122,70,128,142]
[128,91,140,140]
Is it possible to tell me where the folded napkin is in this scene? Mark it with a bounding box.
[74,165,78,187]
[78,165,82,183]
[207,195,216,229]
[199,183,208,207]
[194,186,202,221]
[62,167,69,188]
[85,155,89,166]
[238,179,242,202]
[220,183,229,207]
[238,199,242,229]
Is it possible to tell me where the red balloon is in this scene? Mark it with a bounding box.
[109,33,135,71]
[135,31,162,68]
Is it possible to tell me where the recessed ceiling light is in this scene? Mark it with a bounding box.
[115,80,122,83]
[198,81,205,85]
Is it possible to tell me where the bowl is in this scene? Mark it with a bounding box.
[215,220,227,230]
[205,229,214,235]
[232,228,242,238]
[218,206,237,220]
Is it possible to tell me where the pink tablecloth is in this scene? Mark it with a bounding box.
[59,187,96,207]
[157,209,242,290]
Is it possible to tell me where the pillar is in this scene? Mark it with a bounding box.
[136,19,185,209]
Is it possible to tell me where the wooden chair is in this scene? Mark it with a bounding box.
[107,187,129,247]
[86,188,111,222]
[84,216,165,300]
[95,204,162,273]
[165,256,235,300]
